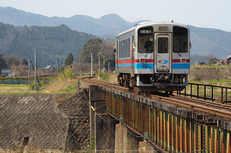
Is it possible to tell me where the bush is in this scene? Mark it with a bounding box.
[60,84,77,93]
[58,68,75,79]
[95,70,109,80]
[30,77,53,90]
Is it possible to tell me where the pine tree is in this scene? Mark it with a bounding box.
[22,58,28,65]
[64,53,74,66]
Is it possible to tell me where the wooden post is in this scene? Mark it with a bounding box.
[34,49,37,91]
[28,57,30,91]
[57,57,59,75]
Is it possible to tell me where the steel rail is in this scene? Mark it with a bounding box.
[171,95,231,110]
[151,94,231,119]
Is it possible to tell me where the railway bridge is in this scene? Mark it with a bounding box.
[86,81,231,152]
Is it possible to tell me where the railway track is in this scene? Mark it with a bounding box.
[81,77,231,120]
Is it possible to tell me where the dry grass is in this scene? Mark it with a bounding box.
[42,76,90,93]
[107,73,117,84]
[42,77,76,93]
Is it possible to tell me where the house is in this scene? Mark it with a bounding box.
[226,54,231,65]
[1,69,14,77]
[211,58,220,65]
[198,62,206,65]
[42,65,56,72]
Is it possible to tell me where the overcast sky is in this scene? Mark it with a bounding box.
[0,0,231,32]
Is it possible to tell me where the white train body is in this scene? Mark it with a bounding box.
[115,21,190,91]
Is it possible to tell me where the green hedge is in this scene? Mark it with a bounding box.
[0,76,53,84]
[0,79,28,84]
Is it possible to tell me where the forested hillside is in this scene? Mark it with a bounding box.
[1,7,231,61]
[0,22,98,67]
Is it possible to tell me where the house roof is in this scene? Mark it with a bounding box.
[1,70,13,74]
[199,62,206,64]
[213,58,220,61]
[219,59,227,63]
[226,54,231,59]
[43,65,56,70]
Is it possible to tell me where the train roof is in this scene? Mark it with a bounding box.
[116,21,189,37]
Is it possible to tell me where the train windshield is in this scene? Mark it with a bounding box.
[173,26,188,53]
[138,26,154,53]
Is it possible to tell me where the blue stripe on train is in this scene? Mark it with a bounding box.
[116,63,190,69]
[134,63,154,69]
[115,63,154,69]
[172,63,190,69]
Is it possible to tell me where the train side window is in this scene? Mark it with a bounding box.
[158,38,168,53]
[138,26,153,53]
[173,26,188,53]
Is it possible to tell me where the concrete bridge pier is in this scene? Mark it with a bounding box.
[115,124,139,152]
[115,124,158,153]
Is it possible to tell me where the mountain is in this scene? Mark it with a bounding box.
[189,25,231,60]
[1,7,231,62]
[0,7,136,38]
[0,22,98,67]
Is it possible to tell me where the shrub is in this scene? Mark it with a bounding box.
[58,68,75,79]
[95,70,109,80]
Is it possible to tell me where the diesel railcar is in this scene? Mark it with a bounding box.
[115,21,191,92]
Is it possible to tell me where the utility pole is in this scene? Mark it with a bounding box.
[80,58,82,76]
[103,60,106,72]
[28,57,30,91]
[34,49,37,91]
[57,57,59,75]
[91,53,93,77]
[98,52,100,71]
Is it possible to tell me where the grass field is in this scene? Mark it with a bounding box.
[0,84,29,94]
[189,79,231,87]
[191,65,231,68]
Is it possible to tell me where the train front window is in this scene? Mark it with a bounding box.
[158,38,168,53]
[138,27,153,53]
[173,26,188,53]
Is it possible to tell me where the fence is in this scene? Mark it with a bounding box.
[177,83,231,104]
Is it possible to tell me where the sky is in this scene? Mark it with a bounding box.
[0,0,231,32]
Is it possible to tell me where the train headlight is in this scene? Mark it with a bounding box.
[140,59,145,62]
[181,57,186,62]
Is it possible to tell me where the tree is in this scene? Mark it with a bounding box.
[221,60,225,65]
[206,54,215,66]
[22,58,28,65]
[64,53,74,66]
[7,57,20,68]
[0,55,7,71]
[81,39,103,63]
[79,39,115,71]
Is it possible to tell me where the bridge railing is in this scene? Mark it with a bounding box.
[177,83,231,104]
[102,87,231,152]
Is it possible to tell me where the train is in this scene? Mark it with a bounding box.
[114,21,191,93]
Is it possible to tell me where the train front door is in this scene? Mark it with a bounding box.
[154,34,171,73]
